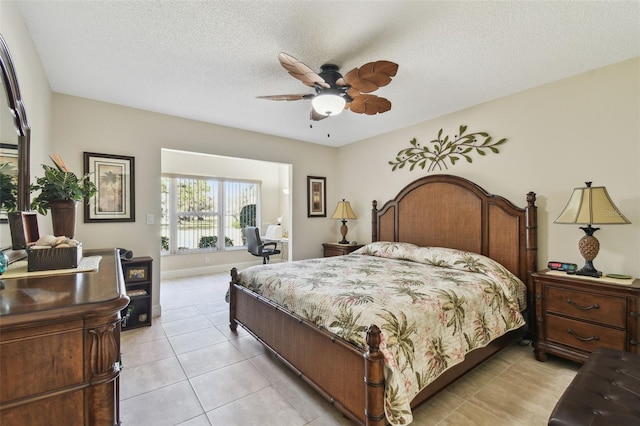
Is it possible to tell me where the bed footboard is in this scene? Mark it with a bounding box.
[229,268,386,426]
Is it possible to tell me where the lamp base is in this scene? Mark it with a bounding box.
[338,220,349,244]
[574,260,602,278]
[575,227,602,278]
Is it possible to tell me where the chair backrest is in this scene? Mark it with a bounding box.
[245,227,262,256]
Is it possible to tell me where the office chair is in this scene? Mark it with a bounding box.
[245,226,280,264]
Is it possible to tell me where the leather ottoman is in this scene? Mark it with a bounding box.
[548,347,640,425]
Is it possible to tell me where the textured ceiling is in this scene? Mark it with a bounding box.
[16,1,640,147]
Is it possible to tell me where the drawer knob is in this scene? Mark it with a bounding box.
[567,298,600,311]
[567,328,599,342]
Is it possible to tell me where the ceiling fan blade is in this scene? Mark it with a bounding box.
[347,94,392,115]
[344,60,398,94]
[279,53,330,89]
[256,94,314,101]
[346,87,360,99]
[310,108,328,121]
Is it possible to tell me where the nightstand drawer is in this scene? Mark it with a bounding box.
[545,286,626,327]
[546,314,626,353]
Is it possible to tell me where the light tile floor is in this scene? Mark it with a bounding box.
[120,272,580,425]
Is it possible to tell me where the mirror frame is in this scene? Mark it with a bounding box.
[1,34,30,260]
[0,33,30,214]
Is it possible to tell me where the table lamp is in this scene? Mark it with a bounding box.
[331,199,357,244]
[554,182,630,277]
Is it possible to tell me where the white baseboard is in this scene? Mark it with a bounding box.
[152,303,162,318]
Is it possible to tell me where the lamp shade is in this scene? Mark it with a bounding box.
[312,93,346,116]
[331,200,357,220]
[555,183,630,225]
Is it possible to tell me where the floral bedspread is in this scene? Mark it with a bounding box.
[237,242,526,425]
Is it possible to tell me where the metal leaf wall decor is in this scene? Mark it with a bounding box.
[389,125,507,172]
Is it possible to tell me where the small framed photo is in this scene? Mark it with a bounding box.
[307,176,326,217]
[125,265,148,282]
[84,152,135,222]
[0,143,19,223]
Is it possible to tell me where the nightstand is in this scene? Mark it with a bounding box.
[322,243,364,257]
[532,270,640,363]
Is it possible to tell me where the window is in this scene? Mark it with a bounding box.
[161,174,259,255]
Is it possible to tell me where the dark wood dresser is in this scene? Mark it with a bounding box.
[0,249,129,426]
[533,270,640,363]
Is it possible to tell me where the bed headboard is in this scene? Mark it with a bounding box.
[372,174,537,286]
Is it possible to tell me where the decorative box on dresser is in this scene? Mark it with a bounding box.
[533,270,640,363]
[0,249,129,426]
[322,243,364,257]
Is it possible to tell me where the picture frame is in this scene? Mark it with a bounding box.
[84,152,135,222]
[0,142,19,223]
[125,265,148,282]
[307,176,326,217]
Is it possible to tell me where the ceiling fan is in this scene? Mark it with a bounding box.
[258,53,398,121]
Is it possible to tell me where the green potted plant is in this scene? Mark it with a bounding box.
[30,154,97,238]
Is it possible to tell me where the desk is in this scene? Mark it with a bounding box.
[262,237,288,262]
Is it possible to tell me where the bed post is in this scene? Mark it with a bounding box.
[364,324,385,426]
[525,192,538,336]
[229,267,238,332]
[525,192,538,280]
[371,200,379,242]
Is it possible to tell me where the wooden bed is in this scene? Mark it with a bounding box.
[229,174,537,425]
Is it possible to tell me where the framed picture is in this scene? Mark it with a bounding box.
[125,265,148,282]
[84,152,135,222]
[0,143,19,223]
[307,176,326,217]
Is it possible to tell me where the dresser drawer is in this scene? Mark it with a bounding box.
[546,314,626,352]
[0,328,84,403]
[545,286,626,327]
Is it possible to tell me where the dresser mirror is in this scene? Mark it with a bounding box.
[0,34,31,254]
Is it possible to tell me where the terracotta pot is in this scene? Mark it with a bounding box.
[49,199,78,238]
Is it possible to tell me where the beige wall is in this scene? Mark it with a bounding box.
[338,58,640,278]
[3,2,639,318]
[4,2,338,317]
[49,94,338,315]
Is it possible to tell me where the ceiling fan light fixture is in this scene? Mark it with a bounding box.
[311,93,346,116]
